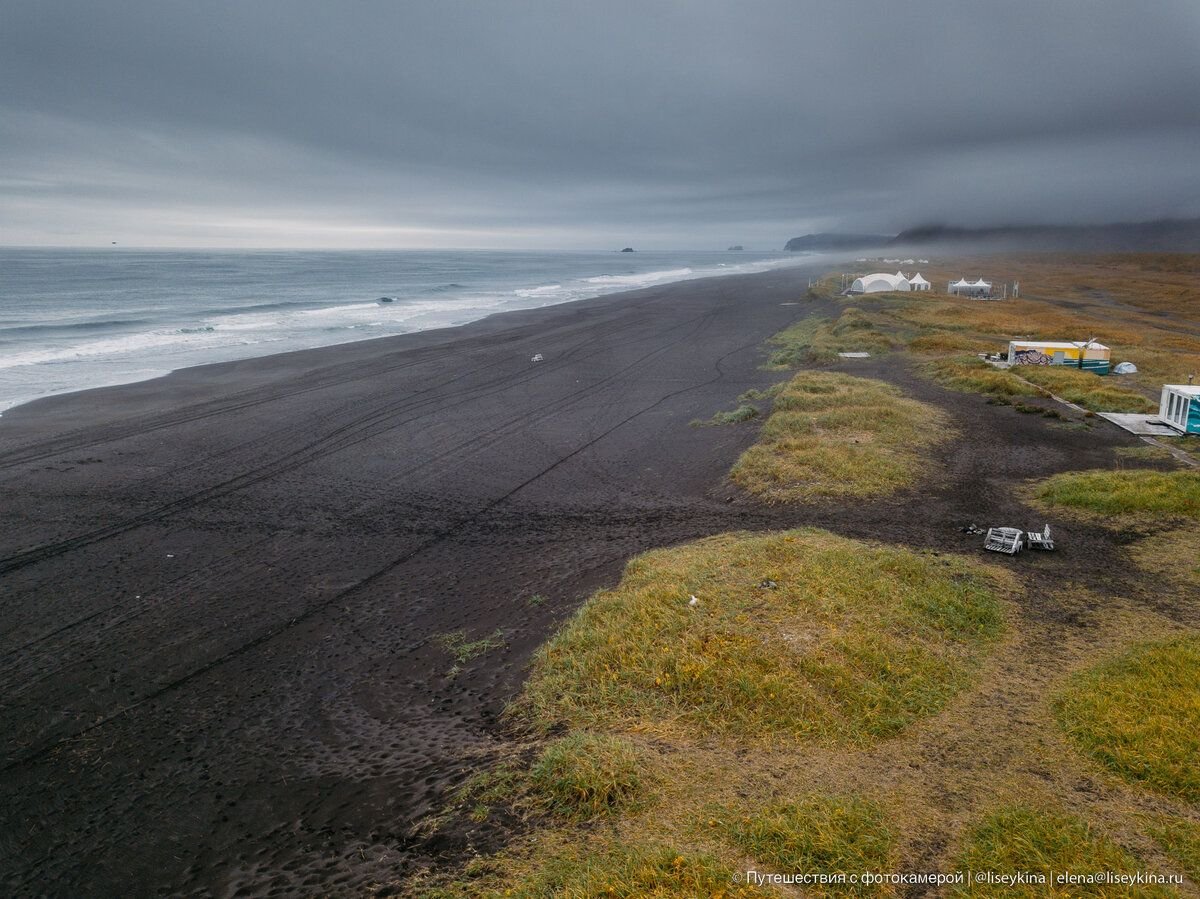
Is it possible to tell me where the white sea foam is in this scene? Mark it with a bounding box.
[0,249,807,413]
[584,267,693,287]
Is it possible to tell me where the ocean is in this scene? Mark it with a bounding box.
[0,248,803,414]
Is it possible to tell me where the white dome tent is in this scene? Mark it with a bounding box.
[848,272,911,294]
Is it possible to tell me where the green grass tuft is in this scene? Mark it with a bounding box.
[436,629,506,667]
[529,732,648,820]
[1055,635,1200,801]
[710,404,761,425]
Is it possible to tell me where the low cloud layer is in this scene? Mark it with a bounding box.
[3,1,1199,248]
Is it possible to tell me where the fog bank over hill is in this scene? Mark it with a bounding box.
[889,219,1200,252]
[784,218,1200,256]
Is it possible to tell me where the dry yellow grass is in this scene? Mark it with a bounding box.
[1129,529,1200,594]
[731,372,951,502]
[818,254,1200,408]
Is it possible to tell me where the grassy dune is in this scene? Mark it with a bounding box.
[766,307,893,368]
[521,529,1006,745]
[731,372,950,502]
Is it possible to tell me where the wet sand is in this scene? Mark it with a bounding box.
[0,263,1150,895]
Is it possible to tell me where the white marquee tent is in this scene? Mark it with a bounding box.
[909,272,931,291]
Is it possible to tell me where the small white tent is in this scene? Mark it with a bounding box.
[949,277,991,297]
[909,272,931,291]
[848,273,911,294]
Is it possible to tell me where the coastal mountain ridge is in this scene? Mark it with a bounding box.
[783,233,893,251]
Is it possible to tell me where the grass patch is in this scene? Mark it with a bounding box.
[738,384,785,404]
[703,404,760,425]
[1031,470,1200,519]
[766,309,892,368]
[1159,435,1200,465]
[1054,635,1200,801]
[528,732,649,821]
[720,794,894,897]
[1114,445,1179,462]
[520,529,1007,745]
[730,371,950,502]
[417,841,769,898]
[1010,366,1156,413]
[953,805,1169,898]
[909,332,996,355]
[1145,815,1200,882]
[926,357,1041,399]
[436,629,506,676]
[1128,528,1200,593]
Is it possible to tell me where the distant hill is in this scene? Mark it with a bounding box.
[891,219,1200,252]
[784,233,893,252]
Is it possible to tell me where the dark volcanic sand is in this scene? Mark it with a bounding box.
[0,266,1156,895]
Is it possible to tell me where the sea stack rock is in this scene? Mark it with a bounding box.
[620,247,635,252]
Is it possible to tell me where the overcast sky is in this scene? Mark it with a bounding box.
[2,1,1199,249]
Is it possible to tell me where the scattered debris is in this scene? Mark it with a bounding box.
[984,527,1025,555]
[688,595,700,607]
[961,524,986,535]
[758,579,778,590]
[1025,525,1055,551]
[530,353,544,363]
[837,351,871,358]
[983,524,1057,555]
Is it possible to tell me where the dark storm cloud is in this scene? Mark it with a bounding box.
[2,0,1199,247]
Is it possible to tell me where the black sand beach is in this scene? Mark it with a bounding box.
[0,265,1145,895]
